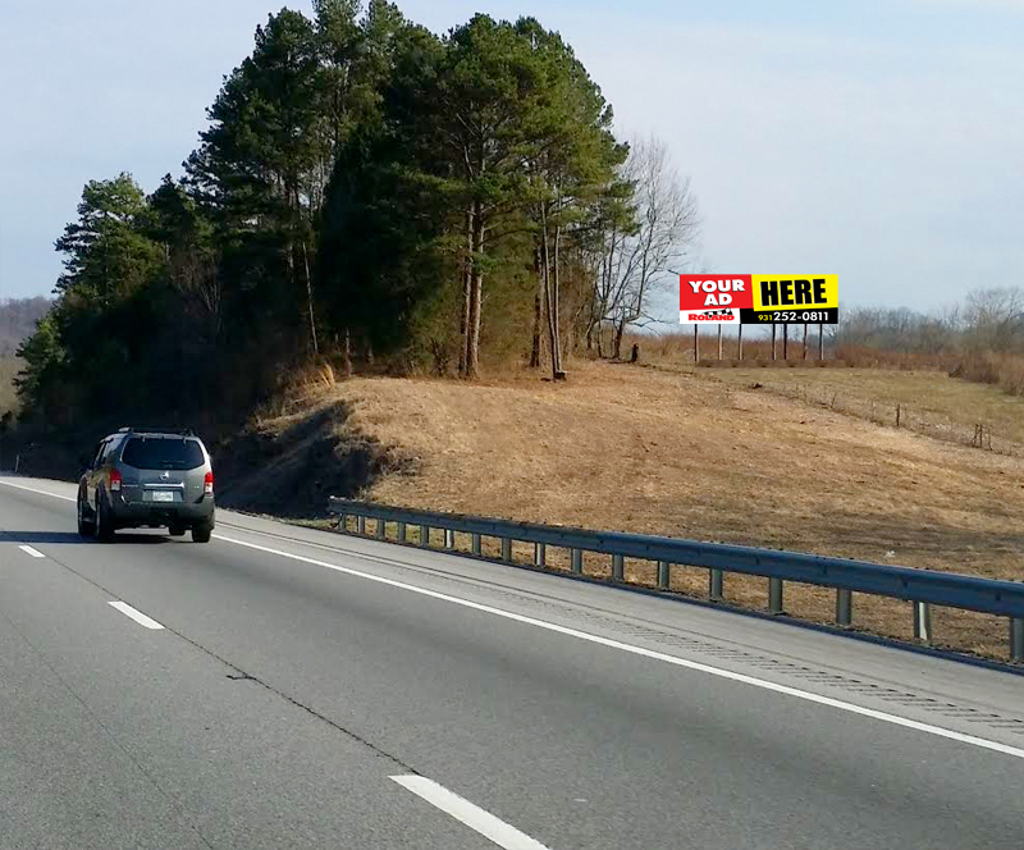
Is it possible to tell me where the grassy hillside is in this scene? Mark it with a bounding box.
[246,359,1024,660]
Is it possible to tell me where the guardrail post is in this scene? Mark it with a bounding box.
[612,554,624,582]
[357,515,366,535]
[836,589,852,627]
[471,533,482,555]
[657,561,670,590]
[397,521,407,544]
[534,543,546,567]
[571,549,583,574]
[709,569,724,602]
[768,577,784,615]
[419,525,430,548]
[337,513,348,533]
[376,519,386,539]
[913,601,932,644]
[501,537,513,563]
[444,529,455,549]
[1011,618,1024,664]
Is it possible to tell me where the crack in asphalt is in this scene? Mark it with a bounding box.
[14,540,422,778]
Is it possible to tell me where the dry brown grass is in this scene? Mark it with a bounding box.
[955,350,1024,397]
[280,359,1024,661]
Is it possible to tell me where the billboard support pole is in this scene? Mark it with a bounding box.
[803,323,809,360]
[782,324,789,360]
[737,324,743,360]
[693,323,699,363]
[717,324,723,360]
[771,325,777,360]
[818,323,824,360]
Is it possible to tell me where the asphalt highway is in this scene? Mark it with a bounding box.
[2,475,1023,849]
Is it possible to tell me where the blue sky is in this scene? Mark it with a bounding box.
[1,0,1021,319]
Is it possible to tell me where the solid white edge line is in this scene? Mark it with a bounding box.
[18,545,46,559]
[4,479,1023,761]
[0,479,77,502]
[213,534,1024,762]
[108,601,165,630]
[391,775,551,850]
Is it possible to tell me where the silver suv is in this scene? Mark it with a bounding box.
[77,427,216,543]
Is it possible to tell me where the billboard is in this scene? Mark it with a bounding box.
[680,275,838,325]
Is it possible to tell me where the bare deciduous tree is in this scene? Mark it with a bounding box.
[963,287,1024,352]
[591,136,700,359]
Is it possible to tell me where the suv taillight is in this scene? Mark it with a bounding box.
[204,471,214,496]
[109,469,122,492]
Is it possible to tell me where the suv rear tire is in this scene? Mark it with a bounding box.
[77,495,95,538]
[191,521,213,544]
[95,497,116,543]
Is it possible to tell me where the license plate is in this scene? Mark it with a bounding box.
[151,491,175,503]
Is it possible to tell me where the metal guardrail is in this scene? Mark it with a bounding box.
[327,498,1024,663]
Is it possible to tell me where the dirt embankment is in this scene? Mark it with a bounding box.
[213,400,405,519]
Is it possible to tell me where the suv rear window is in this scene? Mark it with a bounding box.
[120,437,204,470]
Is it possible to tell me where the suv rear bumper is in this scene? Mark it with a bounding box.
[109,496,215,528]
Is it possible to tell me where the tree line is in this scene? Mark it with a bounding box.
[0,297,51,357]
[834,288,1024,355]
[15,0,698,428]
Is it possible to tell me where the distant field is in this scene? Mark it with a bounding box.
[0,357,20,415]
[702,366,1024,455]
[252,358,1024,661]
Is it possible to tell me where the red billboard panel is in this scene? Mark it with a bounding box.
[679,275,752,324]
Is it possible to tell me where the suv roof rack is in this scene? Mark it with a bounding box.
[117,426,195,437]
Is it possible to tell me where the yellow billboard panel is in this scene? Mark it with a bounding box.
[751,275,839,312]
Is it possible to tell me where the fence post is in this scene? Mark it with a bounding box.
[836,589,853,627]
[397,521,407,543]
[534,543,546,567]
[768,577,784,614]
[571,549,583,574]
[357,515,366,535]
[444,529,455,549]
[1011,618,1024,664]
[471,533,482,555]
[419,524,430,548]
[709,569,724,601]
[612,554,624,582]
[913,601,932,644]
[501,537,513,563]
[657,561,670,590]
